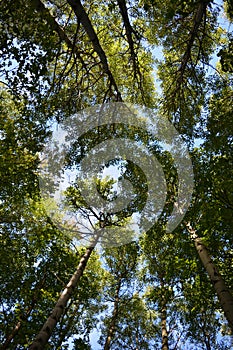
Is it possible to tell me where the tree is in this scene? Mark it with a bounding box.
[29,244,96,350]
[0,0,233,348]
[185,222,233,332]
[99,243,139,350]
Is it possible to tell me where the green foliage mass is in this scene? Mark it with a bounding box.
[0,0,232,349]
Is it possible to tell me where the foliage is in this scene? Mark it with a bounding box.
[0,0,232,349]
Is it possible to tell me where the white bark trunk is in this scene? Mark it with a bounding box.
[186,222,233,332]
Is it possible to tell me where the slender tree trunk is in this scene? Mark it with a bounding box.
[186,222,233,332]
[161,299,169,350]
[29,242,96,350]
[204,336,211,350]
[55,300,79,349]
[135,325,139,350]
[104,281,121,350]
[159,275,169,350]
[1,274,46,350]
[1,320,22,350]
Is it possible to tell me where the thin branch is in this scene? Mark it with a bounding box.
[31,0,86,69]
[177,1,211,86]
[117,0,137,74]
[66,0,122,101]
[116,0,146,102]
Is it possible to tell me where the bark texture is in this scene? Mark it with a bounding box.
[161,302,169,350]
[186,222,233,332]
[29,245,95,350]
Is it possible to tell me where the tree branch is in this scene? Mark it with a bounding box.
[177,0,210,84]
[31,0,86,69]
[67,0,123,101]
[117,0,137,71]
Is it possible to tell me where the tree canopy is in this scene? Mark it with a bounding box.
[0,0,233,349]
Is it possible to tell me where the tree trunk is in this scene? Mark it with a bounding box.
[29,244,96,350]
[1,273,46,350]
[204,337,211,350]
[186,222,233,332]
[135,325,139,350]
[55,299,79,349]
[104,281,121,350]
[161,300,169,350]
[1,320,22,350]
